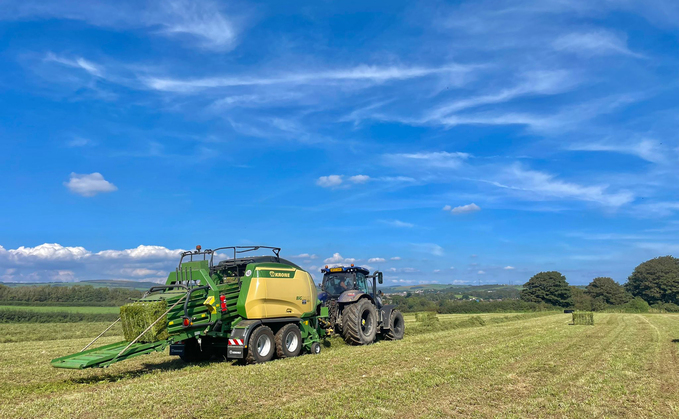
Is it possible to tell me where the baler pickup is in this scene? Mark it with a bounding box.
[51,339,170,369]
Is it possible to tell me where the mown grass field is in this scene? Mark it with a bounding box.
[0,305,119,314]
[1,313,678,418]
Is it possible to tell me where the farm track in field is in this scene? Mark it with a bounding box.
[1,313,678,418]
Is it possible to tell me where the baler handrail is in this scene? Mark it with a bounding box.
[113,293,188,362]
[209,246,281,267]
[80,317,121,352]
[148,284,188,293]
[183,285,210,319]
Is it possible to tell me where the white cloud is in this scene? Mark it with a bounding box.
[498,164,634,207]
[95,245,184,260]
[323,253,356,264]
[450,266,455,270]
[444,203,481,215]
[8,0,239,51]
[291,253,318,260]
[349,175,370,184]
[390,257,401,261]
[0,242,188,283]
[157,0,237,50]
[64,172,117,197]
[368,257,386,263]
[44,52,103,77]
[478,270,486,274]
[412,243,444,256]
[143,64,470,93]
[7,243,90,261]
[385,151,470,169]
[381,220,415,228]
[568,139,665,163]
[433,269,441,273]
[316,175,343,188]
[553,31,642,58]
[504,266,515,270]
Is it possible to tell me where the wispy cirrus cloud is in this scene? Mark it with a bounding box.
[142,64,472,93]
[553,30,643,58]
[2,0,241,50]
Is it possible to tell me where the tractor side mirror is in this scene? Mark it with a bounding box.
[377,272,383,284]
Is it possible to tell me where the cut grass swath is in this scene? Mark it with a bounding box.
[572,311,594,325]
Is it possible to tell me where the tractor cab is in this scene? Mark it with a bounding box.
[320,265,371,297]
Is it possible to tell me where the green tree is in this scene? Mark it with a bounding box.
[520,271,573,307]
[625,256,679,305]
[586,277,630,306]
[570,286,593,311]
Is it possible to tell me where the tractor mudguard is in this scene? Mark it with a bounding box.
[337,291,372,304]
[379,305,396,329]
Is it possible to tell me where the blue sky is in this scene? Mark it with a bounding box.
[1,0,678,285]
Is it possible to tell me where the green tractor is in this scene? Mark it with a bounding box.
[51,246,328,369]
[319,265,404,345]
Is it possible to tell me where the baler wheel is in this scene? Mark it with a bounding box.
[341,299,378,345]
[383,310,405,340]
[246,326,275,364]
[275,323,302,359]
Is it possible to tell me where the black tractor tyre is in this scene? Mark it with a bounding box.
[246,326,275,364]
[341,299,378,345]
[384,310,405,340]
[179,338,212,363]
[310,342,321,355]
[275,323,303,359]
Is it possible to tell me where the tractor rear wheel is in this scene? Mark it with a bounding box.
[341,299,378,345]
[246,326,275,364]
[275,323,302,359]
[179,338,212,363]
[384,310,405,340]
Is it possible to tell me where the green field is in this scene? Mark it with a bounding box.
[1,313,679,418]
[0,305,119,314]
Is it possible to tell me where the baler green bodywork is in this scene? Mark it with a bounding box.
[51,247,328,369]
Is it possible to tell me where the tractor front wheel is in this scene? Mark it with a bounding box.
[341,299,378,345]
[383,310,405,340]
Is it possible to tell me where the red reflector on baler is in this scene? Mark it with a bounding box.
[182,318,190,327]
[220,295,227,312]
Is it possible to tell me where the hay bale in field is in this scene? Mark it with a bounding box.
[120,300,169,342]
[572,311,594,325]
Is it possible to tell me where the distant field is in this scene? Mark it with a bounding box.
[1,313,678,418]
[0,305,119,314]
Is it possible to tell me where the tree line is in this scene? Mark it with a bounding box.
[0,284,142,306]
[520,256,679,312]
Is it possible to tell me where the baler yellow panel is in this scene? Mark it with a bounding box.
[243,267,317,319]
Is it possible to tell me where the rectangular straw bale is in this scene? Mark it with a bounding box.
[120,300,169,342]
[572,311,594,325]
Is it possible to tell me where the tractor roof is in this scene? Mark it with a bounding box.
[321,265,370,275]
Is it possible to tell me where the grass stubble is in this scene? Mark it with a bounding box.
[0,313,677,418]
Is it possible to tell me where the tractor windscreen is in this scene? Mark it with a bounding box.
[322,272,356,296]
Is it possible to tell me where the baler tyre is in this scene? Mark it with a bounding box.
[275,323,302,359]
[341,299,378,345]
[310,342,321,355]
[180,338,212,363]
[384,310,405,340]
[246,326,275,364]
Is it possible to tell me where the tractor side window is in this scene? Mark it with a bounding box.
[355,273,369,293]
